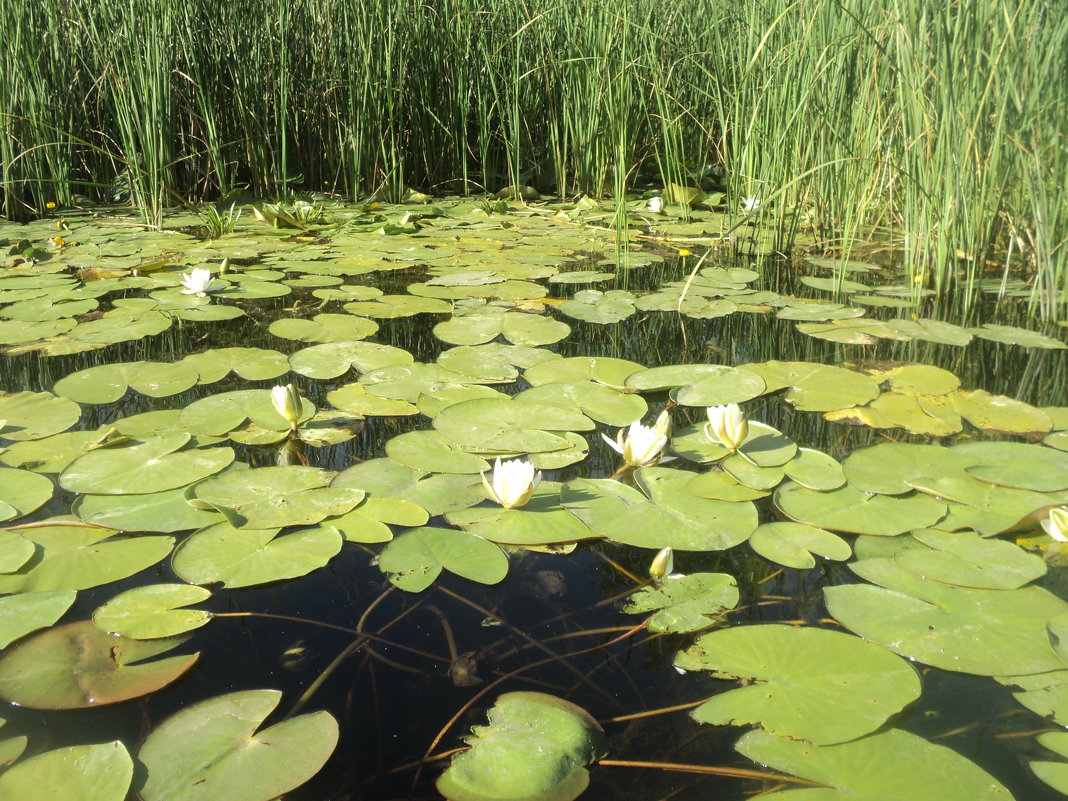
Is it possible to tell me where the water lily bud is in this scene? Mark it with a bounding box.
[704,404,748,452]
[649,547,674,582]
[481,457,541,510]
[652,409,672,438]
[647,196,663,214]
[1043,507,1068,543]
[271,383,302,431]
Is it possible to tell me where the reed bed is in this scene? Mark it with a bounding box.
[2,0,1064,315]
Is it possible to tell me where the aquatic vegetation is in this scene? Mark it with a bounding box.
[0,199,1066,801]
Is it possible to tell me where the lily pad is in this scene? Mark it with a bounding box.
[950,389,1053,434]
[515,381,647,427]
[0,620,197,708]
[93,584,212,638]
[0,391,81,442]
[735,728,1013,800]
[268,312,378,343]
[171,521,343,588]
[0,590,77,648]
[955,441,1068,492]
[53,360,200,404]
[0,742,132,801]
[289,340,413,379]
[970,323,1065,349]
[433,312,570,346]
[326,497,429,543]
[776,481,946,536]
[446,483,593,545]
[887,318,973,346]
[137,689,339,801]
[740,361,880,411]
[386,430,490,474]
[523,356,646,389]
[749,522,852,569]
[436,692,606,801]
[180,347,290,383]
[783,447,846,490]
[623,573,739,633]
[73,485,225,533]
[843,442,974,495]
[332,459,483,516]
[677,625,920,744]
[377,526,509,592]
[895,529,1046,590]
[433,397,593,452]
[0,467,53,521]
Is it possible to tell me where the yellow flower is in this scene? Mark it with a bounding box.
[270,384,303,431]
[45,201,56,210]
[603,421,669,468]
[1043,507,1068,543]
[677,248,691,257]
[481,457,541,509]
[704,404,748,452]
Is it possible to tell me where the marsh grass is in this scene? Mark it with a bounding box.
[1,0,1064,315]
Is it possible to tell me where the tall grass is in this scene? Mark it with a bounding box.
[1,0,1064,316]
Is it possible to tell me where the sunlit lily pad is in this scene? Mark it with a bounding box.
[885,364,961,396]
[361,362,499,402]
[955,441,1068,491]
[59,433,235,495]
[950,389,1053,434]
[191,467,362,529]
[386,430,490,474]
[775,481,946,536]
[344,294,452,318]
[0,524,174,594]
[0,742,132,801]
[895,529,1046,590]
[0,429,113,473]
[268,312,378,343]
[735,728,1013,800]
[0,467,53,521]
[93,584,212,638]
[907,475,1057,535]
[749,522,852,569]
[328,382,419,416]
[0,391,81,442]
[446,483,593,545]
[436,692,606,801]
[332,459,482,516]
[677,625,919,744]
[433,397,593,452]
[378,526,509,592]
[180,389,314,436]
[53,360,200,404]
[171,521,343,587]
[0,620,197,708]
[137,689,338,801]
[623,573,739,633]
[740,361,880,411]
[843,442,973,495]
[783,447,846,490]
[970,323,1066,349]
[557,289,636,324]
[515,381,647,427]
[561,469,757,551]
[326,497,429,543]
[0,590,77,648]
[721,454,785,490]
[826,559,1068,675]
[73,485,225,532]
[886,318,973,346]
[686,471,769,501]
[289,340,413,379]
[523,356,646,389]
[414,385,509,417]
[826,392,964,436]
[433,311,570,346]
[180,347,290,382]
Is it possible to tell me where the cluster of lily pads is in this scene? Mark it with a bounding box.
[1,199,1067,801]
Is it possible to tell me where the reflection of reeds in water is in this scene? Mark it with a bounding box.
[1,0,1064,314]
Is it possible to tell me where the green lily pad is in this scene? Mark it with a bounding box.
[950,389,1053,434]
[446,483,593,545]
[623,573,739,633]
[826,560,1068,675]
[326,497,429,544]
[433,344,519,382]
[970,323,1065,349]
[180,390,314,437]
[0,391,81,442]
[433,397,593,452]
[93,584,212,639]
[843,442,974,495]
[735,728,1013,800]
[137,689,338,801]
[826,392,964,436]
[268,312,378,343]
[0,742,132,801]
[327,382,418,416]
[783,447,846,490]
[0,467,53,521]
[722,453,786,490]
[906,475,1057,536]
[73,485,225,533]
[0,531,35,573]
[191,467,362,529]
[0,590,77,648]
[796,317,909,344]
[895,529,1046,590]
[361,362,499,402]
[436,692,606,801]
[59,433,235,495]
[740,361,880,411]
[955,441,1068,491]
[0,524,174,594]
[332,459,483,516]
[677,625,920,744]
[433,312,570,346]
[749,522,852,569]
[0,429,112,473]
[515,381,647,427]
[415,385,509,417]
[686,471,769,502]
[0,620,197,708]
[180,347,290,383]
[344,294,452,318]
[378,526,509,592]
[556,290,636,324]
[289,340,413,379]
[171,521,343,588]
[776,481,946,536]
[523,356,646,390]
[561,469,757,551]
[669,369,768,407]
[386,430,490,474]
[53,360,200,404]
[69,309,172,344]
[887,318,973,346]
[885,365,961,396]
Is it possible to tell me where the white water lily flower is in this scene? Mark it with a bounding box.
[741,196,761,213]
[602,421,669,468]
[482,457,541,510]
[180,267,215,297]
[652,408,672,438]
[271,383,302,431]
[1043,507,1068,543]
[704,404,748,452]
[647,196,664,214]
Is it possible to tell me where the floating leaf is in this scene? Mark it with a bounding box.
[53,361,199,404]
[180,347,290,382]
[73,485,225,533]
[0,391,81,442]
[171,521,343,588]
[740,361,880,411]
[677,625,919,744]
[887,318,973,346]
[970,323,1065,349]
[289,340,413,379]
[93,584,212,638]
[332,459,482,516]
[436,692,606,801]
[956,441,1068,492]
[775,482,946,536]
[378,526,509,592]
[0,620,197,708]
[523,356,645,389]
[783,447,846,490]
[137,689,338,801]
[515,381,647,427]
[386,430,490,474]
[735,728,1013,800]
[0,742,132,801]
[895,529,1046,590]
[0,590,77,648]
[623,573,739,633]
[446,483,593,545]
[433,397,593,452]
[0,467,53,521]
[327,497,428,544]
[749,522,851,569]
[268,312,378,343]
[950,389,1053,434]
[885,364,961,396]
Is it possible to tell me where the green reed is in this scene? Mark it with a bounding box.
[1,0,1063,316]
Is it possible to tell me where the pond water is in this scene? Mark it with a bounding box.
[0,197,1067,801]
